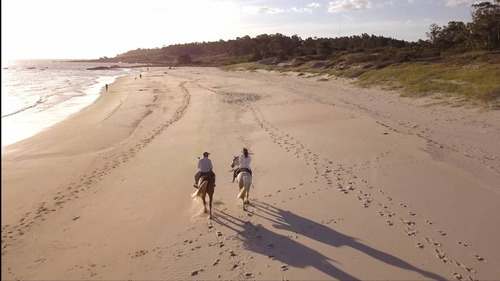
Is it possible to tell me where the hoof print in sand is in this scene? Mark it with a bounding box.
[474,254,485,261]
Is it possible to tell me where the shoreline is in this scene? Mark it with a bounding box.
[2,67,499,280]
[1,75,123,149]
[1,60,140,149]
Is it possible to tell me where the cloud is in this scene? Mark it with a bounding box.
[291,7,313,13]
[307,3,322,8]
[243,5,286,15]
[245,2,321,15]
[328,0,371,13]
[291,3,322,13]
[444,0,473,6]
[374,1,394,8]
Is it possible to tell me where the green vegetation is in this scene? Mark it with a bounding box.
[223,51,500,106]
[356,62,500,101]
[97,1,499,105]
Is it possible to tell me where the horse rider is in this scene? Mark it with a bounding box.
[232,148,252,183]
[194,152,216,188]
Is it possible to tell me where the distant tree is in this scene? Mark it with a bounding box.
[427,23,443,46]
[317,40,333,58]
[470,0,500,49]
[303,37,318,55]
[177,54,192,64]
[427,1,500,51]
[250,51,263,62]
[443,21,472,48]
[114,32,412,64]
[290,34,304,56]
[276,50,287,61]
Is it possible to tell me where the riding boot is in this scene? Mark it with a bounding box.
[232,169,238,183]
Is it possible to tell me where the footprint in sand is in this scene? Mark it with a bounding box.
[451,272,463,280]
[131,250,148,258]
[191,270,203,276]
[435,249,446,259]
[401,219,415,226]
[455,261,476,273]
[425,237,441,246]
[474,254,485,261]
[404,228,418,236]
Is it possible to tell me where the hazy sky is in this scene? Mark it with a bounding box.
[1,0,478,60]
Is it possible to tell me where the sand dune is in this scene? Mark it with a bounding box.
[2,67,499,280]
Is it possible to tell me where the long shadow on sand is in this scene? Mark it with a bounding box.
[213,207,358,280]
[213,201,445,280]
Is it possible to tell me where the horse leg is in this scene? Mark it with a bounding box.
[202,198,207,213]
[208,192,213,219]
[245,186,250,204]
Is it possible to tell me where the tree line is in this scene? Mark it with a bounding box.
[426,0,499,51]
[114,1,499,64]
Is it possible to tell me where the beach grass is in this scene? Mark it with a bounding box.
[356,63,500,102]
[224,58,500,107]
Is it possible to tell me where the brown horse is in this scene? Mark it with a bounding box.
[191,175,215,218]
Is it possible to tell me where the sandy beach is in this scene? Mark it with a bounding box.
[2,67,500,280]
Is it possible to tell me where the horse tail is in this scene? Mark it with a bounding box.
[237,186,246,199]
[192,178,208,198]
[237,174,251,199]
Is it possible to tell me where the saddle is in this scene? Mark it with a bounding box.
[237,168,252,176]
[199,171,216,185]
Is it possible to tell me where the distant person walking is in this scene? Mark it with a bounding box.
[139,74,142,79]
[105,84,108,91]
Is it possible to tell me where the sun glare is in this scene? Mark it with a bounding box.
[2,0,243,60]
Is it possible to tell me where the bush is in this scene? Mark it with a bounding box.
[176,54,192,64]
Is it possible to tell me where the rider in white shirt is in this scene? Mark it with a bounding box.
[194,152,215,188]
[232,148,252,183]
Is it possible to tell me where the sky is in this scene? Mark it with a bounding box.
[1,0,479,60]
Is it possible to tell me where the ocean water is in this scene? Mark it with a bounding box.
[1,59,140,148]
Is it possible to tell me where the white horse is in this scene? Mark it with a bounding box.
[231,156,252,210]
